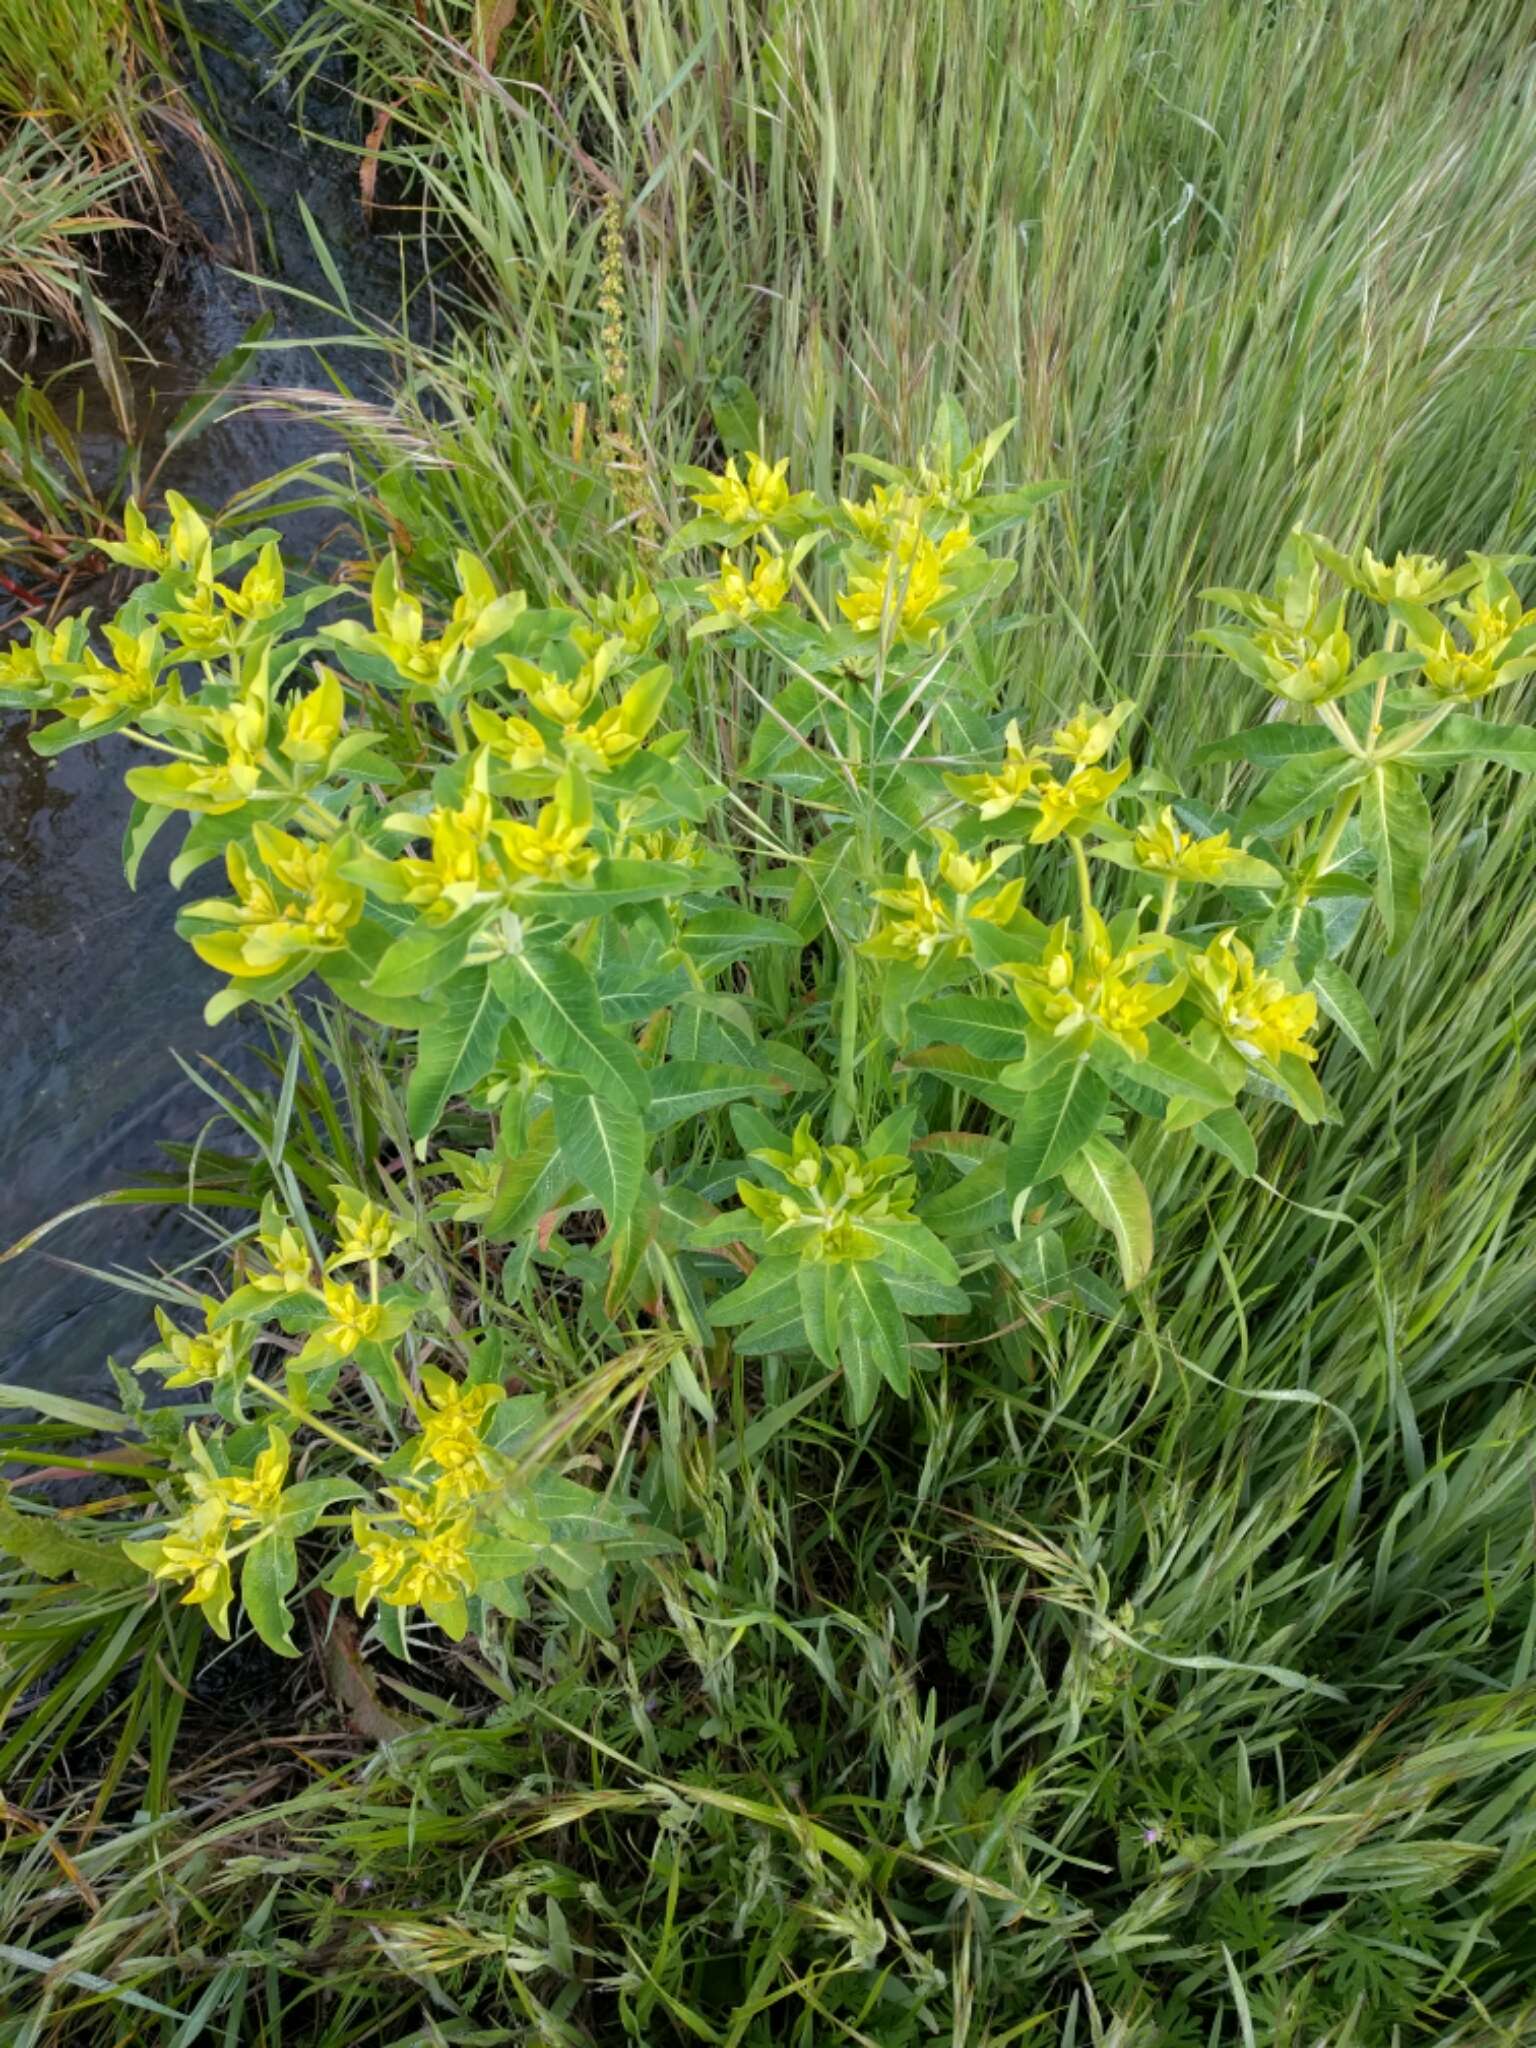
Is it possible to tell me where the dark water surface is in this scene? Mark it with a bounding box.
[1,2,409,1392]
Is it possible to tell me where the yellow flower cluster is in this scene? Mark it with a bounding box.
[1190,931,1318,1065]
[1132,808,1248,884]
[1001,911,1182,1062]
[947,702,1134,836]
[734,1118,918,1263]
[122,1427,292,1637]
[188,824,364,978]
[862,834,1024,964]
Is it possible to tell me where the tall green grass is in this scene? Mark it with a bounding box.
[274,0,1536,752]
[4,1,1536,2041]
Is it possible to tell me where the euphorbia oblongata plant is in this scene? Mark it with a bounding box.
[4,397,1533,1655]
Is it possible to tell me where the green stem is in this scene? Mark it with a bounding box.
[1071,837,1095,929]
[1156,876,1178,934]
[248,1375,386,1468]
[1289,786,1359,941]
[831,945,860,1142]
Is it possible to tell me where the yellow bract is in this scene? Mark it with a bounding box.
[1002,912,1182,1061]
[251,1220,312,1294]
[190,826,364,977]
[1031,759,1131,842]
[188,1424,290,1528]
[837,532,954,641]
[136,1298,247,1390]
[693,450,793,528]
[945,720,1051,821]
[863,835,1023,964]
[1357,549,1448,602]
[1405,588,1536,702]
[313,1279,386,1358]
[329,1185,410,1268]
[68,625,164,729]
[1048,701,1134,768]
[735,1118,918,1264]
[492,781,598,886]
[393,774,503,922]
[1254,625,1353,704]
[411,1373,504,1503]
[281,667,345,764]
[1191,930,1318,1064]
[352,1488,477,1629]
[124,1500,236,1635]
[1133,807,1245,883]
[327,553,524,694]
[703,547,792,620]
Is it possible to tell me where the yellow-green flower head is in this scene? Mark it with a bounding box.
[215,541,288,624]
[136,1297,248,1389]
[703,547,792,620]
[187,1423,291,1528]
[68,625,164,729]
[574,575,661,657]
[841,483,929,549]
[735,1117,917,1263]
[555,665,671,778]
[1190,930,1318,1065]
[251,1218,313,1294]
[0,622,72,694]
[100,498,172,575]
[448,550,527,652]
[280,666,346,765]
[1003,911,1183,1061]
[693,450,793,529]
[1031,759,1132,842]
[1133,807,1245,884]
[123,1498,235,1635]
[837,532,954,642]
[390,763,503,922]
[351,1488,477,1622]
[1356,549,1448,603]
[411,1368,504,1503]
[1254,625,1354,704]
[491,775,599,887]
[329,1184,411,1268]
[314,1278,386,1358]
[863,836,1023,965]
[466,702,551,775]
[1406,583,1536,702]
[614,823,706,866]
[1047,700,1134,768]
[189,825,364,978]
[325,554,522,693]
[945,720,1051,822]
[503,637,624,727]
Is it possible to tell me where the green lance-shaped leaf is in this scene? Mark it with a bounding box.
[1358,759,1431,948]
[1190,1106,1259,1179]
[796,1260,842,1372]
[552,1079,647,1224]
[493,946,649,1110]
[241,1529,301,1658]
[1061,1134,1154,1289]
[407,970,508,1143]
[1240,752,1360,838]
[1391,714,1536,774]
[1005,1056,1109,1205]
[1309,957,1380,1067]
[840,1262,911,1417]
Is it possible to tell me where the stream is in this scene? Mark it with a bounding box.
[0,2,407,1393]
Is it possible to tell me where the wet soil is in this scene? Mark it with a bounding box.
[0,1,419,1393]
